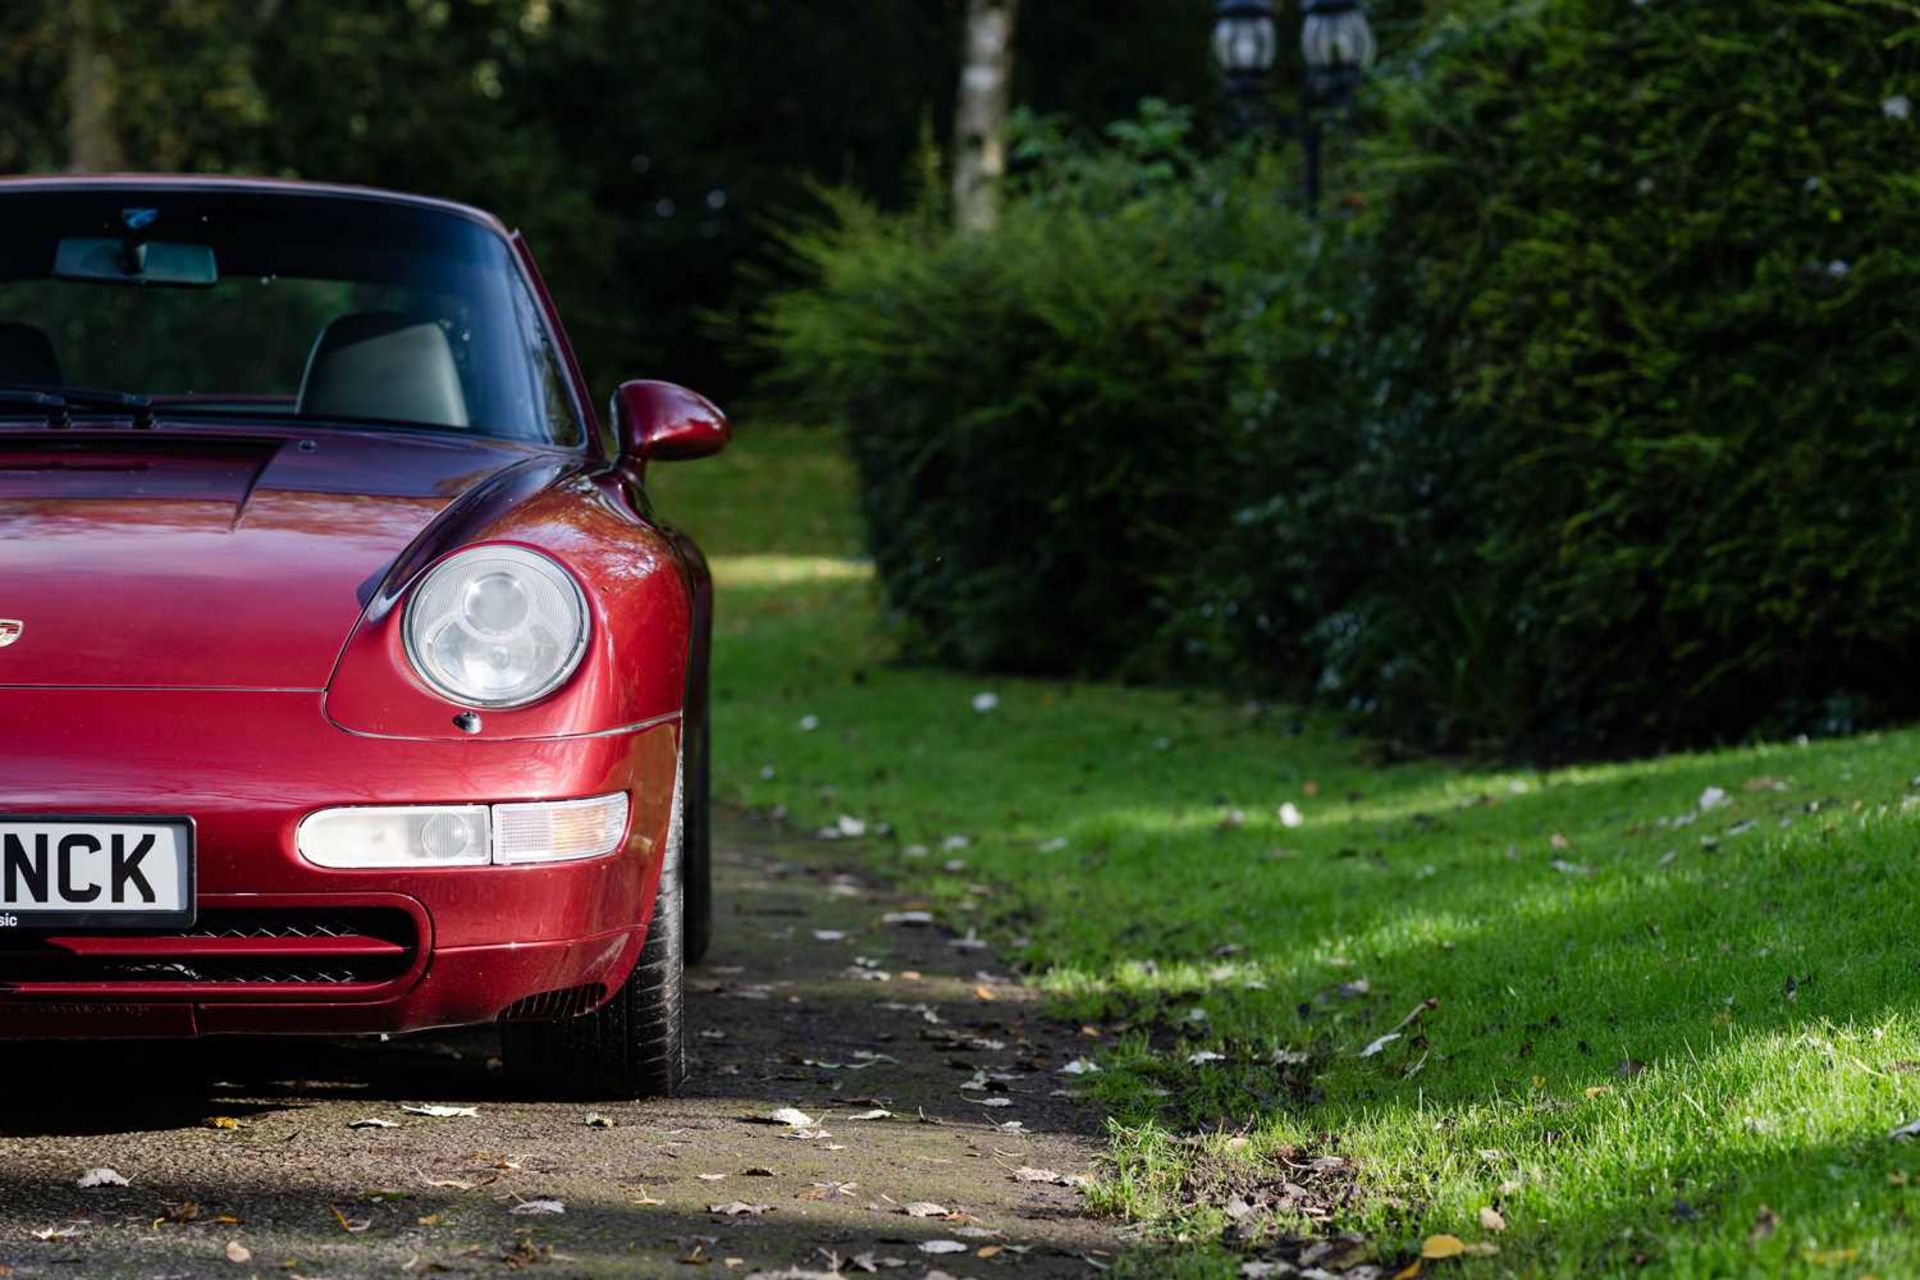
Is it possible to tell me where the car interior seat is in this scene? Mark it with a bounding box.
[298,312,470,429]
[0,321,64,387]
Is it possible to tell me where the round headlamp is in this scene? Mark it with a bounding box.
[402,545,589,708]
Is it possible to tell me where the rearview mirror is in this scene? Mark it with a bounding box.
[611,380,730,468]
[55,237,218,287]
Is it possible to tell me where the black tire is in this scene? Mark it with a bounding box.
[501,763,686,1099]
[683,711,714,966]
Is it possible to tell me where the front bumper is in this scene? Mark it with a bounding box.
[0,689,678,1036]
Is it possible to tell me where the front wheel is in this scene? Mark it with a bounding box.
[501,762,686,1099]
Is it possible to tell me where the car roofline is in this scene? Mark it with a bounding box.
[0,174,512,237]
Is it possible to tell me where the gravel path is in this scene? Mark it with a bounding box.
[0,814,1122,1278]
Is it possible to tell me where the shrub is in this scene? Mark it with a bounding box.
[758,107,1305,679]
[1325,0,1920,749]
[760,0,1920,754]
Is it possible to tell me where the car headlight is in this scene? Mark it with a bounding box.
[403,545,589,708]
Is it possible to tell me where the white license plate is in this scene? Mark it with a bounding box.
[0,817,195,929]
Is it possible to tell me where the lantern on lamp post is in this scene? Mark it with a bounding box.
[1212,0,1279,139]
[1298,0,1377,209]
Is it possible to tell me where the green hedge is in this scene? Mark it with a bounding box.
[759,0,1920,752]
[1333,0,1920,748]
[758,109,1296,678]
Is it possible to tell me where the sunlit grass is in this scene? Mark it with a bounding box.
[708,554,872,589]
[651,427,1920,1277]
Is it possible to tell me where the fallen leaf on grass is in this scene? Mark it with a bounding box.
[1479,1206,1507,1232]
[798,1181,860,1201]
[1359,1033,1401,1058]
[1421,1234,1466,1260]
[903,1202,950,1218]
[1058,1057,1101,1076]
[402,1104,478,1119]
[845,1109,893,1121]
[1550,860,1592,876]
[708,1201,772,1217]
[1187,1050,1227,1065]
[1584,1086,1613,1098]
[1749,1205,1779,1243]
[1889,1118,1920,1141]
[761,1107,817,1128]
[509,1200,566,1216]
[1802,1247,1857,1266]
[696,1173,730,1182]
[76,1168,128,1189]
[882,911,933,927]
[919,1241,968,1255]
[224,1240,252,1264]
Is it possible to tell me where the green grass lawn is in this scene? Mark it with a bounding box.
[652,426,1920,1279]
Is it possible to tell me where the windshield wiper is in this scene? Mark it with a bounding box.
[0,383,153,427]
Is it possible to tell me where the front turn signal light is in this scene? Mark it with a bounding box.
[297,793,629,870]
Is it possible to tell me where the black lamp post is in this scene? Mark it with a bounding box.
[1212,0,1279,139]
[1298,0,1377,210]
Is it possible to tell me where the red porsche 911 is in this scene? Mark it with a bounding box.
[0,176,727,1098]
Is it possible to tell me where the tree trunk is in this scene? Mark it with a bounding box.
[67,0,125,173]
[952,0,1017,234]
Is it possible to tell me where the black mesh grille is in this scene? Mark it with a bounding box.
[175,910,409,944]
[0,908,418,989]
[498,984,605,1021]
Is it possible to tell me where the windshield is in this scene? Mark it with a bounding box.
[0,188,584,447]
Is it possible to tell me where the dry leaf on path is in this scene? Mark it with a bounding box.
[919,1241,968,1255]
[761,1107,817,1128]
[224,1240,252,1264]
[401,1104,477,1119]
[77,1168,128,1189]
[903,1202,950,1218]
[708,1201,772,1216]
[882,911,934,927]
[508,1199,566,1216]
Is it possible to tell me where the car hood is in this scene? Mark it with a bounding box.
[0,426,568,690]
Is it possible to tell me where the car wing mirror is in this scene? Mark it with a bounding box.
[611,380,730,469]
